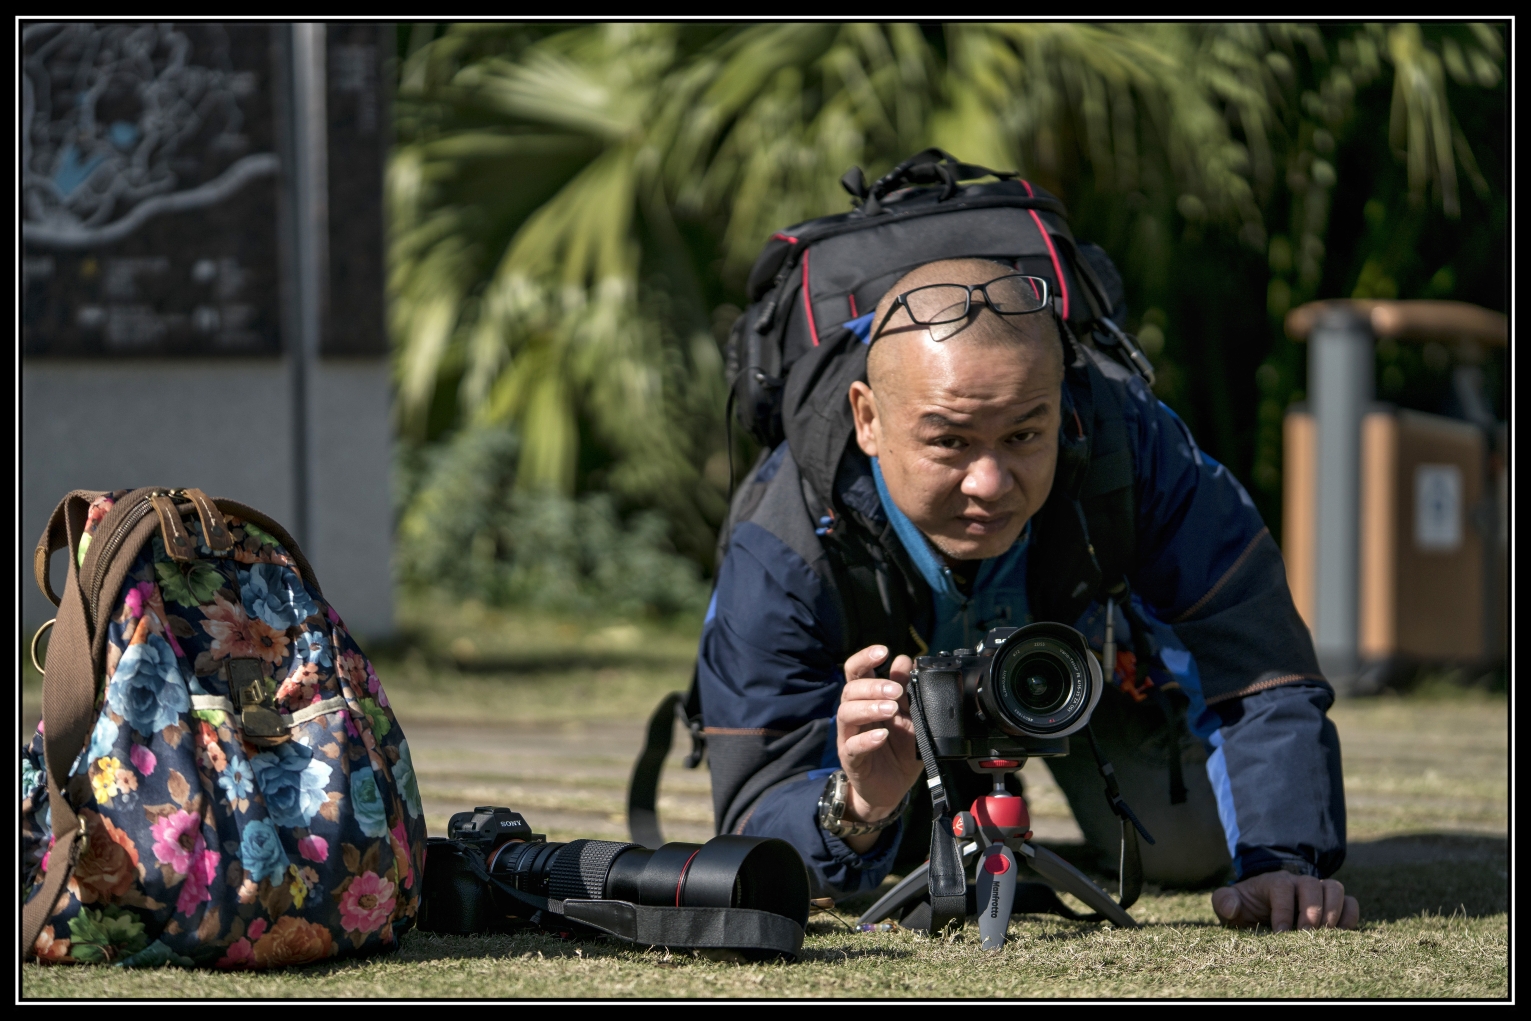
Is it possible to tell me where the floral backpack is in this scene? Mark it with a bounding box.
[22,488,427,968]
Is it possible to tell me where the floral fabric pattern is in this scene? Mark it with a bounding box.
[22,497,426,970]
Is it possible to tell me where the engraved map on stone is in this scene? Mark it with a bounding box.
[22,22,282,357]
[23,23,278,249]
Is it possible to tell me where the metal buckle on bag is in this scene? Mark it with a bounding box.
[221,658,287,743]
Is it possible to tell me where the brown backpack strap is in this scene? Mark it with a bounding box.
[23,493,101,960]
[183,488,234,551]
[32,490,104,608]
[150,493,196,562]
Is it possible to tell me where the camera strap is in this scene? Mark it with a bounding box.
[905,674,970,935]
[1082,725,1152,911]
[457,842,805,960]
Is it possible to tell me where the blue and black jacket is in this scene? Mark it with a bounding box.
[696,320,1346,898]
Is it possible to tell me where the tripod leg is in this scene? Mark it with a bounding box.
[975,844,1018,950]
[855,842,979,927]
[1019,842,1137,928]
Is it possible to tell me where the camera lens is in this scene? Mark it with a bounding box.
[487,835,808,929]
[975,623,1102,738]
[1011,656,1068,715]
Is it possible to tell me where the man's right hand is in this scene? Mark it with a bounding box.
[835,644,925,854]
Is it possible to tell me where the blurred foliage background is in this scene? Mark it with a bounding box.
[387,22,1507,618]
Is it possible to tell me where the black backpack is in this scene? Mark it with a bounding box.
[725,147,1155,451]
[629,148,1158,848]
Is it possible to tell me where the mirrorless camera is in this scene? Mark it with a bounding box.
[910,622,1103,762]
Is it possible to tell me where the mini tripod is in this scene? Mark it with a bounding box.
[857,756,1138,949]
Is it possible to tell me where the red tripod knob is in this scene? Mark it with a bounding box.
[972,793,1030,838]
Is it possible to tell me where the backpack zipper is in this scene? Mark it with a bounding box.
[85,489,184,627]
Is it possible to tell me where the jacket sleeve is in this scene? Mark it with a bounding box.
[697,520,905,898]
[1120,376,1344,880]
[1205,682,1347,879]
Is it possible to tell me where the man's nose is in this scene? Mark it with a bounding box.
[961,451,1013,502]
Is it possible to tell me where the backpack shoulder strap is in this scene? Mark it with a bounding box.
[24,491,149,960]
[1076,355,1137,592]
[1028,352,1139,625]
[626,680,705,848]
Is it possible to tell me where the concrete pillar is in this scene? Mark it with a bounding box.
[1310,307,1374,688]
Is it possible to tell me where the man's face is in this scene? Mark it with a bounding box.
[850,282,1062,563]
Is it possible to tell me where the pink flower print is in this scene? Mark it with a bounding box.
[247,918,268,942]
[128,582,184,656]
[339,872,396,934]
[390,820,414,889]
[176,846,220,916]
[297,834,329,863]
[326,606,341,625]
[124,583,148,620]
[150,809,205,875]
[217,938,254,969]
[130,744,157,777]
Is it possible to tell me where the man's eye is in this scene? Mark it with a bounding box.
[934,436,965,450]
[1010,431,1038,445]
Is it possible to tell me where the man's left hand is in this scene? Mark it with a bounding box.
[1211,870,1360,932]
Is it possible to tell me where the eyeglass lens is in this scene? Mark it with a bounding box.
[902,275,1048,325]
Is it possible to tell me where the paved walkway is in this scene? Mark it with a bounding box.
[19,705,1084,846]
[23,695,1505,848]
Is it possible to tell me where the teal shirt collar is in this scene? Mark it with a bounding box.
[871,456,963,603]
[869,456,1030,608]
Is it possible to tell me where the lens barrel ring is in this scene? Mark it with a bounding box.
[978,624,1102,739]
[548,839,641,902]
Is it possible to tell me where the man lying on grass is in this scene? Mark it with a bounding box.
[698,258,1359,932]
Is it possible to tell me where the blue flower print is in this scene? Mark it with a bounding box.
[86,714,121,763]
[239,817,290,884]
[219,754,255,803]
[251,741,333,829]
[349,765,389,837]
[391,740,423,820]
[294,630,332,668]
[22,756,44,800]
[107,633,191,736]
[238,563,318,631]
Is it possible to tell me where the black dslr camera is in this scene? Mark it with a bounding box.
[910,622,1103,762]
[418,807,810,959]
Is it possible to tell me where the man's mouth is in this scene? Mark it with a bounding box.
[958,512,1013,535]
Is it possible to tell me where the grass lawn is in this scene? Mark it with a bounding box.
[21,597,1509,999]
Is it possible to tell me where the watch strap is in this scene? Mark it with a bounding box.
[818,770,910,838]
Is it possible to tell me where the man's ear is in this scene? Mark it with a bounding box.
[848,381,879,458]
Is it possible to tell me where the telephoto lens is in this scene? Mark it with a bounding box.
[418,808,810,947]
[489,835,809,926]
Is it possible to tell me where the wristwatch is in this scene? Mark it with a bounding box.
[816,770,910,838]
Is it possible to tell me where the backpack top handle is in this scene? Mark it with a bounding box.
[846,148,1018,215]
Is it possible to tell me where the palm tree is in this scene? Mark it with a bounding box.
[389,22,1504,565]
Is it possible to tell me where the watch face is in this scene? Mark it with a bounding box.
[818,771,847,833]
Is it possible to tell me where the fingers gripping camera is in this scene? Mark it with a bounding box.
[911,622,1104,761]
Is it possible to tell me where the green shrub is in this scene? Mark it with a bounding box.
[396,427,708,619]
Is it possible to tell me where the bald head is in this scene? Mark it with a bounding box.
[866,258,1064,397]
[848,257,1066,562]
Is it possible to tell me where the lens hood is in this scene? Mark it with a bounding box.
[978,621,1103,738]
